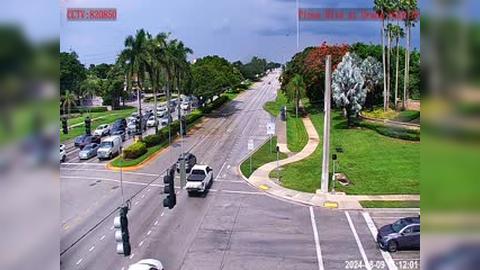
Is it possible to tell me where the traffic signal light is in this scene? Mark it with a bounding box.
[136,116,142,134]
[114,206,131,256]
[181,116,187,136]
[163,169,176,209]
[85,117,91,135]
[61,117,68,134]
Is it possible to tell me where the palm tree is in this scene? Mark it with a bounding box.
[285,74,306,118]
[374,0,395,111]
[400,0,418,110]
[391,24,405,109]
[62,90,77,120]
[120,29,149,139]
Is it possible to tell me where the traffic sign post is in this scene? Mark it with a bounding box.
[267,122,275,153]
[248,138,254,174]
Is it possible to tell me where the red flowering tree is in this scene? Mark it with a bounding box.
[302,42,350,103]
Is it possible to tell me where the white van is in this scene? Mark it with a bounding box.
[97,136,123,160]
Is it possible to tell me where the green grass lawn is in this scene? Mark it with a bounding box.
[360,201,420,208]
[240,136,288,178]
[263,92,308,152]
[60,107,137,142]
[278,106,420,195]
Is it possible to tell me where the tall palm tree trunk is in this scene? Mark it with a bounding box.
[387,28,391,109]
[137,79,143,140]
[394,37,400,110]
[403,24,410,110]
[381,19,387,111]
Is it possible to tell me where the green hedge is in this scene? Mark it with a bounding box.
[143,134,165,147]
[123,141,147,160]
[358,121,420,141]
[61,106,108,114]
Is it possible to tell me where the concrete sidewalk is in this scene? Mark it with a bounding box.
[243,116,420,209]
[275,116,291,155]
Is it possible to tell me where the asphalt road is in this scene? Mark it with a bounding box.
[60,70,420,270]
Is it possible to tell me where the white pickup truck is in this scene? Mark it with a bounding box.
[186,164,213,196]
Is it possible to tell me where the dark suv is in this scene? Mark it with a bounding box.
[176,153,197,173]
[74,134,101,149]
[377,216,420,252]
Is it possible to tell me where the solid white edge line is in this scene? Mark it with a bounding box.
[309,206,324,270]
[362,212,398,270]
[345,211,372,270]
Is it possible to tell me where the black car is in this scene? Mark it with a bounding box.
[112,118,127,131]
[377,216,420,252]
[176,153,197,173]
[74,135,101,149]
[112,130,126,141]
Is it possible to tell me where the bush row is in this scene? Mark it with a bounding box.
[123,141,147,159]
[61,106,108,115]
[358,121,420,141]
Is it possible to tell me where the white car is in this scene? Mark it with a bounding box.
[60,148,66,163]
[186,164,213,196]
[128,259,164,270]
[180,101,190,111]
[157,106,168,114]
[94,124,111,136]
[146,116,158,127]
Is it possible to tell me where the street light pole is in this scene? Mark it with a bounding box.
[321,55,332,193]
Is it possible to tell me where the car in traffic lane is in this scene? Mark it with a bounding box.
[74,135,101,149]
[176,153,197,173]
[97,136,122,160]
[186,164,213,196]
[94,124,111,136]
[78,143,100,160]
[377,216,420,252]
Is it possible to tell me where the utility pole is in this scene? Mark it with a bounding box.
[321,55,332,193]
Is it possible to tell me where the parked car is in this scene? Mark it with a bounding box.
[160,115,172,126]
[176,153,197,173]
[112,130,126,141]
[128,259,164,270]
[60,147,66,163]
[377,216,420,252]
[94,124,111,136]
[78,143,100,160]
[147,115,158,127]
[180,101,190,111]
[186,164,213,196]
[97,136,122,160]
[74,135,101,149]
[156,109,166,118]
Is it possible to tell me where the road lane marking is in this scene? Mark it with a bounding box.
[61,176,163,187]
[134,201,139,205]
[309,207,324,270]
[362,212,398,270]
[100,235,106,241]
[345,211,372,270]
[60,168,160,177]
[217,161,227,178]
[129,253,135,259]
[89,246,95,252]
[139,240,144,247]
[110,226,114,230]
[210,189,264,195]
[61,162,105,166]
[141,194,145,199]
[76,258,83,265]
[160,212,165,217]
[147,230,152,236]
[154,220,159,226]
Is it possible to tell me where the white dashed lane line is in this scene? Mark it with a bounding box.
[89,246,95,252]
[100,235,106,241]
[76,258,83,265]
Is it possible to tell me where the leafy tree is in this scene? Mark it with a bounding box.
[101,63,126,109]
[60,51,86,96]
[332,53,366,127]
[191,56,243,103]
[360,56,384,109]
[61,90,77,119]
[285,74,306,118]
[89,63,112,79]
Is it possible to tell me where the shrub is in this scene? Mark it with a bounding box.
[358,121,420,141]
[61,106,108,114]
[143,134,164,147]
[123,141,147,159]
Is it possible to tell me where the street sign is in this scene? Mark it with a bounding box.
[267,122,275,135]
[248,139,254,151]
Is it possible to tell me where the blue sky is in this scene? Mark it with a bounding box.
[60,0,421,65]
